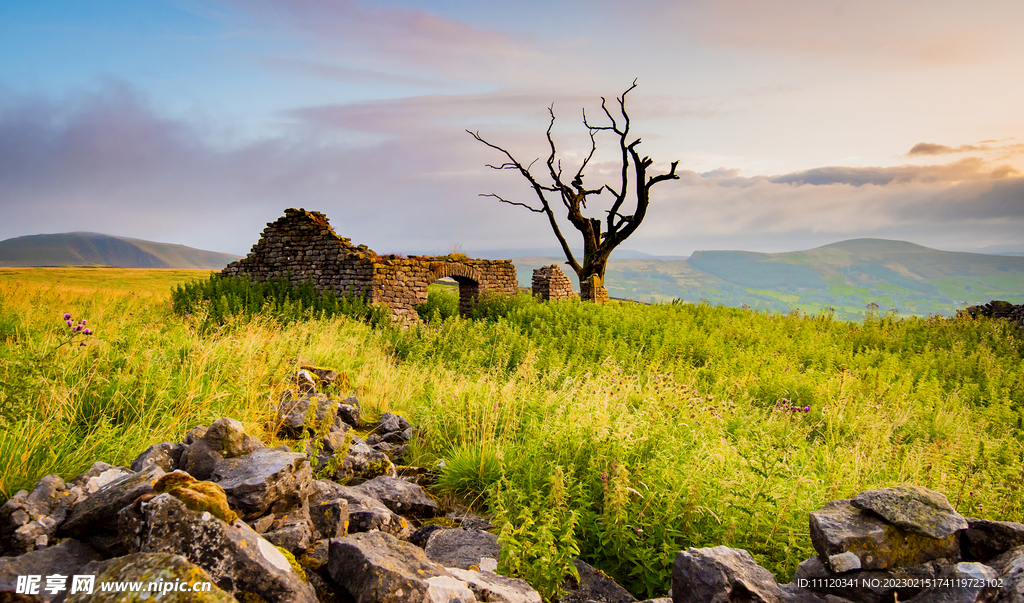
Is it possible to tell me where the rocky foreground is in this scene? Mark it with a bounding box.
[1,368,1023,603]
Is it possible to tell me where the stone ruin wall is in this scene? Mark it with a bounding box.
[965,300,1024,331]
[531,264,577,301]
[223,208,518,324]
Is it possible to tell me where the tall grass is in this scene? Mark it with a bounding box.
[2,272,1022,601]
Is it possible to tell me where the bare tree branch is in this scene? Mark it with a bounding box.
[467,80,677,294]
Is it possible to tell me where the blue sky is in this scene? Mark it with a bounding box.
[2,0,1022,257]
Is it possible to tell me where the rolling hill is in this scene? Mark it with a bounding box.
[0,232,241,269]
[512,238,1024,320]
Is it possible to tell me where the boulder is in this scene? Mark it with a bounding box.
[0,539,100,601]
[202,417,261,458]
[338,400,361,428]
[0,475,79,555]
[809,499,959,571]
[263,506,315,555]
[61,553,237,602]
[177,439,222,481]
[327,531,457,603]
[424,529,501,571]
[904,562,997,603]
[447,568,542,603]
[318,483,413,539]
[278,395,343,438]
[672,546,783,603]
[129,442,185,473]
[119,492,317,603]
[69,462,132,496]
[851,487,968,540]
[962,518,1024,562]
[412,524,450,548]
[789,554,951,603]
[59,466,165,555]
[377,412,411,435]
[301,365,338,384]
[334,435,397,481]
[309,498,349,540]
[987,545,1024,603]
[211,446,313,521]
[560,558,637,603]
[354,476,440,518]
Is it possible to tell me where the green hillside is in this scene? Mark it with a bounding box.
[513,238,1024,320]
[0,232,241,269]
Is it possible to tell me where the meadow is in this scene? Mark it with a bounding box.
[1,267,1023,600]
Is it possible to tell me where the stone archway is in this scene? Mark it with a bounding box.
[430,262,486,315]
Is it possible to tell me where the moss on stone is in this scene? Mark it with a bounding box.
[275,546,307,582]
[153,471,238,524]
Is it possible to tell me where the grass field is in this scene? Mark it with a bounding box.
[2,268,1023,600]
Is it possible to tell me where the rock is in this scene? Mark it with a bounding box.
[59,466,164,555]
[412,524,449,548]
[150,470,237,523]
[327,531,455,603]
[263,506,315,554]
[69,462,131,495]
[177,439,223,481]
[129,442,185,473]
[183,425,208,445]
[62,553,237,602]
[301,365,338,384]
[852,487,968,540]
[119,492,317,603]
[310,478,347,504]
[354,476,440,518]
[319,484,413,539]
[338,401,361,428]
[424,529,501,571]
[560,558,637,603]
[377,412,411,435]
[447,568,542,603]
[335,435,397,481]
[809,499,959,571]
[789,555,950,603]
[962,518,1024,562]
[202,417,261,458]
[987,545,1024,603]
[904,562,997,603]
[278,396,343,438]
[0,539,100,601]
[211,446,313,521]
[0,475,79,555]
[309,498,349,540]
[672,546,782,603]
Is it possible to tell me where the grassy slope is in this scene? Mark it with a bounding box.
[2,269,1023,600]
[0,232,241,269]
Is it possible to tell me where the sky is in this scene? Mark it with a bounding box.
[1,0,1023,258]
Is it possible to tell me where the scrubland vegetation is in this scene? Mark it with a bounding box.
[2,267,1023,599]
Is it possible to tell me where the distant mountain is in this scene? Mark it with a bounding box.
[511,238,1024,321]
[0,232,241,269]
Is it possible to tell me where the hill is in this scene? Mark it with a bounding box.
[512,238,1024,320]
[0,232,241,269]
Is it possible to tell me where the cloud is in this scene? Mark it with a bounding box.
[907,142,982,156]
[765,158,1020,186]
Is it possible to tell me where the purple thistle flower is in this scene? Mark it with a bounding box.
[63,313,71,320]
[66,320,73,327]
[804,406,810,412]
[83,328,91,335]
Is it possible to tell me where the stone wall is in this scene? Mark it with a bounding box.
[965,300,1024,331]
[223,208,518,324]
[531,265,576,301]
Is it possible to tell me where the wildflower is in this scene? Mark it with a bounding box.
[66,320,73,327]
[634,528,643,534]
[79,342,86,347]
[83,328,91,335]
[804,406,810,412]
[63,313,71,320]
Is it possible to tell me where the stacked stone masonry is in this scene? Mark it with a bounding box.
[531,264,576,301]
[223,208,518,324]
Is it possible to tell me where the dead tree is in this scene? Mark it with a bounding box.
[467,80,679,302]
